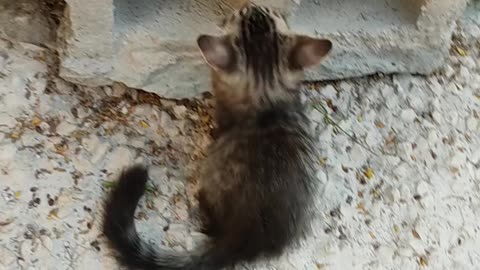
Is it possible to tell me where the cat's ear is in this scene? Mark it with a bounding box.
[197,35,235,71]
[290,36,332,69]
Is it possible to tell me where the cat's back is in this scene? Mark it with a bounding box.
[201,107,318,255]
[204,106,318,196]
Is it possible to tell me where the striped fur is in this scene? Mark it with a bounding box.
[103,4,332,270]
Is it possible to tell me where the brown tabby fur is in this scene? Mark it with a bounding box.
[103,4,332,270]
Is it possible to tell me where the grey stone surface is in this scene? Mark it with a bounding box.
[108,0,225,98]
[56,0,469,98]
[58,0,114,86]
[225,0,301,14]
[296,0,469,80]
[0,0,54,45]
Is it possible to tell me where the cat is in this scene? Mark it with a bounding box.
[103,4,332,270]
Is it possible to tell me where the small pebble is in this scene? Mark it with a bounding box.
[111,82,127,97]
[432,111,443,124]
[444,65,456,78]
[321,85,337,100]
[173,105,188,119]
[400,109,416,123]
[56,121,77,136]
[416,181,429,196]
[466,117,477,131]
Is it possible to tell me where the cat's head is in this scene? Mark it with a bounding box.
[196,4,332,111]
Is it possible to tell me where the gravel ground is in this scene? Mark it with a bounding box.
[0,5,479,270]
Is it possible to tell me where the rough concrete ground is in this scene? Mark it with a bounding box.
[1,5,479,270]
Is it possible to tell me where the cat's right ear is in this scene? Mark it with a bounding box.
[290,36,332,69]
[197,35,235,72]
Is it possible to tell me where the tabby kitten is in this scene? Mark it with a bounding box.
[103,4,332,270]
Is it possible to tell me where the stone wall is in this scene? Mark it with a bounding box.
[57,0,469,98]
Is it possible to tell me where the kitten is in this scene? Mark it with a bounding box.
[103,4,332,270]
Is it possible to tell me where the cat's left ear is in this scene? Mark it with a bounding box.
[197,35,235,72]
[290,36,332,69]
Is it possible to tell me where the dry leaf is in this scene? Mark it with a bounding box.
[455,46,467,56]
[393,225,399,233]
[326,99,337,112]
[9,131,22,140]
[48,208,59,220]
[419,256,428,267]
[136,212,148,220]
[316,263,327,269]
[71,130,89,141]
[371,188,381,199]
[33,52,47,62]
[319,157,327,165]
[449,167,460,174]
[172,193,183,204]
[412,229,421,239]
[201,115,210,124]
[14,191,21,199]
[356,202,366,212]
[0,218,15,226]
[139,120,150,128]
[146,200,155,210]
[31,116,42,126]
[364,168,374,179]
[54,143,68,155]
[374,120,385,128]
[385,135,396,146]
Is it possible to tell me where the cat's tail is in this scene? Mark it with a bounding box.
[103,165,230,270]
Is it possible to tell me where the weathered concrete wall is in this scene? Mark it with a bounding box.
[57,0,469,98]
[108,0,224,98]
[295,0,469,80]
[225,0,300,14]
[58,0,114,86]
[0,0,54,46]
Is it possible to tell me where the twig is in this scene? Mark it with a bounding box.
[313,103,377,156]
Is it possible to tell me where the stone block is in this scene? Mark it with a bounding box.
[108,0,225,98]
[0,0,54,46]
[57,0,114,86]
[293,0,470,80]
[225,0,301,14]
[57,0,469,98]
